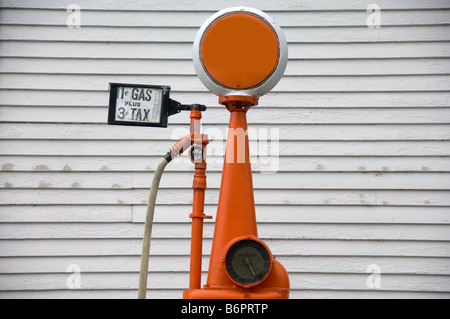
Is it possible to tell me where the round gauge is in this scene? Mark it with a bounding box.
[225,239,272,287]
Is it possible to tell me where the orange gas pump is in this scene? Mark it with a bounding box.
[134,6,290,299]
[184,7,290,299]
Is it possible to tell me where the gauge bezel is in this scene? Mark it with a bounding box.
[224,237,273,288]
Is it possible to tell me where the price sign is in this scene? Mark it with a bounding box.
[108,83,171,127]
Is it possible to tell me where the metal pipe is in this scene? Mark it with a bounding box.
[189,189,206,289]
[188,163,211,290]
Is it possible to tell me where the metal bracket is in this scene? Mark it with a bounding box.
[168,100,207,116]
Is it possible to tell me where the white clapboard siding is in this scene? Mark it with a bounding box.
[3,41,450,60]
[4,57,450,76]
[0,205,448,224]
[1,156,450,173]
[3,74,450,93]
[2,238,449,258]
[3,9,450,28]
[2,171,450,190]
[2,91,450,108]
[2,140,450,157]
[2,25,450,43]
[2,255,450,275]
[2,188,450,207]
[1,0,450,299]
[2,106,450,124]
[1,272,450,292]
[2,0,450,11]
[2,123,450,141]
[1,223,450,241]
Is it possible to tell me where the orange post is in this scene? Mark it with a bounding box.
[188,109,211,290]
[189,162,211,289]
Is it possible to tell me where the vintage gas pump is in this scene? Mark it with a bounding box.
[184,7,290,299]
[108,6,289,299]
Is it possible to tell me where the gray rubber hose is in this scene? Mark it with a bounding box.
[138,154,171,299]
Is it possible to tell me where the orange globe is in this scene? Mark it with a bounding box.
[200,13,280,90]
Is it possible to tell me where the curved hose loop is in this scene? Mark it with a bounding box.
[137,134,202,298]
[138,155,171,299]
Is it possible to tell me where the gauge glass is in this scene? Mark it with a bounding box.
[225,239,271,286]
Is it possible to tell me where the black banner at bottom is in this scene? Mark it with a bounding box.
[138,300,295,318]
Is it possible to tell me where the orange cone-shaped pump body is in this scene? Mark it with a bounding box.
[206,100,258,286]
[184,97,289,299]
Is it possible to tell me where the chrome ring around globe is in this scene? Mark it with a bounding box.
[192,6,288,98]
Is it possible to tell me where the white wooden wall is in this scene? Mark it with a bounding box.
[1,0,450,299]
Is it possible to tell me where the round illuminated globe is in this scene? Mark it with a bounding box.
[193,7,288,98]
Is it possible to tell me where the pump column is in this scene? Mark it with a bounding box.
[188,108,211,290]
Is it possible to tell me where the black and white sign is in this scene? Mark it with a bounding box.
[108,83,171,128]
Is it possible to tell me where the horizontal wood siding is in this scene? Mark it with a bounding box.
[0,0,449,299]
